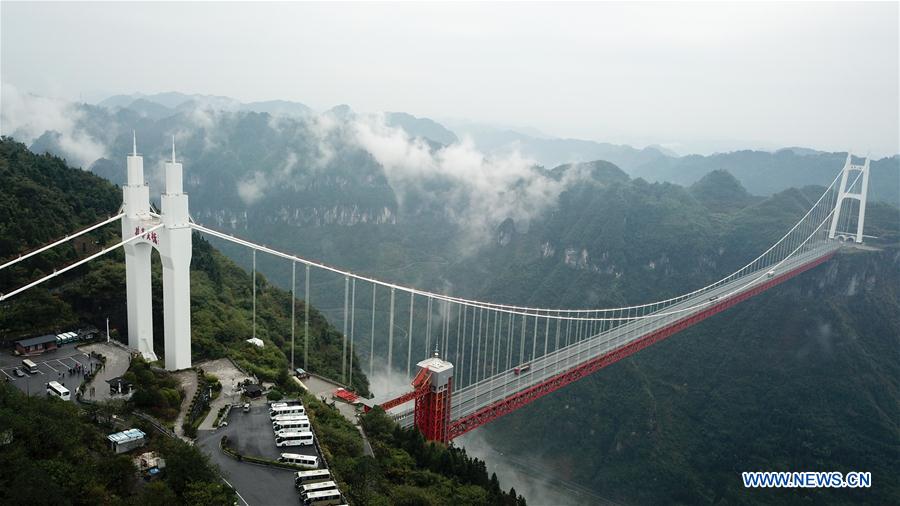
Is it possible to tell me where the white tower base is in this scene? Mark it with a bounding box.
[121,135,192,370]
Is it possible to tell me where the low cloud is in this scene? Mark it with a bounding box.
[351,114,577,251]
[237,170,269,205]
[1,82,107,167]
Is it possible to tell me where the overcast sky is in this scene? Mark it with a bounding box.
[2,2,898,156]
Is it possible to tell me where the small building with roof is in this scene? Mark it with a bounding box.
[15,334,58,355]
[108,428,146,454]
[243,383,263,398]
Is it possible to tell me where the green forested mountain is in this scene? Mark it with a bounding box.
[455,169,900,504]
[0,137,528,505]
[631,149,900,207]
[0,136,369,391]
[0,382,235,505]
[10,96,900,505]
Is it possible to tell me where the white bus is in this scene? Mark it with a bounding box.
[273,419,311,432]
[47,381,70,401]
[22,359,38,374]
[272,413,309,424]
[295,469,331,486]
[279,453,318,468]
[301,489,343,506]
[269,402,288,409]
[299,480,337,495]
[275,430,314,447]
[269,404,305,418]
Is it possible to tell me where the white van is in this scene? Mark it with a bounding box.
[279,453,318,468]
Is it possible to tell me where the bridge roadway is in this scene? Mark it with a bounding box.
[394,243,839,429]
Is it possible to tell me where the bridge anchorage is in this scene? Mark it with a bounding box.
[0,146,872,432]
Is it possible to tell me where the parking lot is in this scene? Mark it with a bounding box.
[0,345,99,402]
[197,399,323,506]
[221,401,319,461]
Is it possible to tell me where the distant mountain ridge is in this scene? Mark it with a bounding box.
[98,91,313,119]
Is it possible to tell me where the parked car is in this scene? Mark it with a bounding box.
[13,368,25,378]
[294,368,310,379]
[242,402,251,413]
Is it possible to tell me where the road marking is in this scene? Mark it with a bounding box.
[43,361,60,373]
[57,359,70,370]
[222,478,250,506]
[1,369,14,381]
[32,368,44,375]
[64,357,80,367]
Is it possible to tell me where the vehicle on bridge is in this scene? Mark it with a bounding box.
[513,364,531,375]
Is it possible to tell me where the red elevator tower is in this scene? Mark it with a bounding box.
[413,354,454,443]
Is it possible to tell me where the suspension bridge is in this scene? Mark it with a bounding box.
[0,137,871,443]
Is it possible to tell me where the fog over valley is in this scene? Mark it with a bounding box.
[1,3,898,506]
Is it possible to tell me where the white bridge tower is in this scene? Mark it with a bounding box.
[121,134,192,370]
[828,152,870,244]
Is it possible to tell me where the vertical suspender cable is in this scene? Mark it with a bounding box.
[544,315,550,358]
[425,297,433,357]
[475,307,483,383]
[460,306,467,386]
[350,278,356,388]
[342,276,349,383]
[506,312,513,370]
[519,314,526,366]
[444,301,451,358]
[290,261,295,373]
[555,312,561,353]
[370,283,376,379]
[388,287,395,381]
[455,303,462,365]
[492,309,499,376]
[407,293,414,379]
[252,250,257,340]
[469,305,477,384]
[304,264,310,370]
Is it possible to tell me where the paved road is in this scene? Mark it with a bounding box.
[198,358,252,431]
[173,369,199,439]
[80,342,132,401]
[0,345,99,402]
[197,428,298,506]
